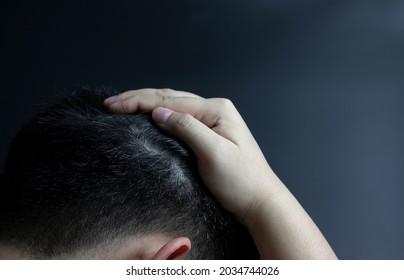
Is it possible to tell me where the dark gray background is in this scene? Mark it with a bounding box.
[1,0,403,259]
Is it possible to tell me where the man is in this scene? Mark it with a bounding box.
[0,88,337,259]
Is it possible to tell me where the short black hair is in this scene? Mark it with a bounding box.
[0,87,258,259]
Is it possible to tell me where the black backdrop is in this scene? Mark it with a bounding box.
[1,0,404,259]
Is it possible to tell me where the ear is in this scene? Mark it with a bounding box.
[152,237,191,260]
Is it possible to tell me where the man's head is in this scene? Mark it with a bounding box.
[0,88,258,259]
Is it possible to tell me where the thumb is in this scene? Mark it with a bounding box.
[152,107,222,160]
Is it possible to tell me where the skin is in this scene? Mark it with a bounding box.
[104,88,338,260]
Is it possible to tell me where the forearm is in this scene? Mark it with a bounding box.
[244,174,338,260]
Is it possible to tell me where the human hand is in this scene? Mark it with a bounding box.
[104,89,338,259]
[104,89,281,224]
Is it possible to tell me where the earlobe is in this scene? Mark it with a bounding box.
[152,237,191,260]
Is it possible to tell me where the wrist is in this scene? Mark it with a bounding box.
[239,173,287,227]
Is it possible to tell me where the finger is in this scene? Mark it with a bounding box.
[108,94,200,114]
[119,88,204,103]
[106,91,249,145]
[108,95,226,127]
[104,88,202,106]
[152,107,233,161]
[104,88,202,114]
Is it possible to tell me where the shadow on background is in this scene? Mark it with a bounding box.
[1,0,403,259]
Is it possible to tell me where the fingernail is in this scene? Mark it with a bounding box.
[152,107,173,124]
[104,96,118,105]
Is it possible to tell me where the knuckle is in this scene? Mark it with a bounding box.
[154,89,173,103]
[214,98,235,111]
[159,88,173,94]
[174,113,194,129]
[121,100,133,112]
[155,88,173,97]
